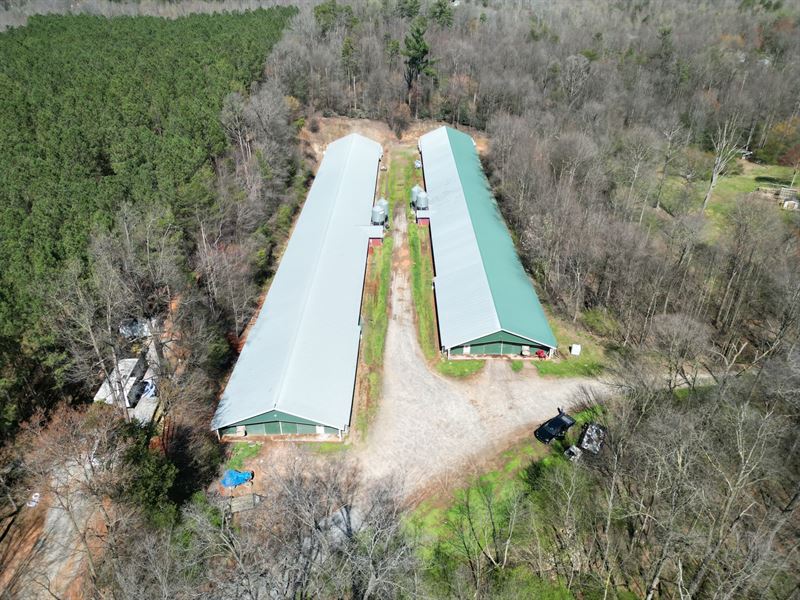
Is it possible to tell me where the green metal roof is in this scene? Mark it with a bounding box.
[420,126,557,350]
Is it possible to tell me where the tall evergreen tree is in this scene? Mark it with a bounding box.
[429,0,454,27]
[396,0,421,19]
[402,17,436,108]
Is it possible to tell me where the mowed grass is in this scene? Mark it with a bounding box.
[535,310,606,377]
[436,359,485,377]
[362,238,394,368]
[305,441,348,454]
[225,442,262,471]
[705,163,794,230]
[408,220,438,361]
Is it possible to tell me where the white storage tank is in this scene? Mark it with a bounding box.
[371,204,386,225]
[416,191,429,210]
[410,185,422,207]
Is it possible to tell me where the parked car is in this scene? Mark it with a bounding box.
[127,379,156,408]
[119,317,150,340]
[534,408,576,444]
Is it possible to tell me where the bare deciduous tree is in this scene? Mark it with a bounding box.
[703,115,744,211]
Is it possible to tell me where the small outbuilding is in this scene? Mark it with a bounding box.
[418,126,557,357]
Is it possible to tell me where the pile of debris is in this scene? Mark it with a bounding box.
[565,423,607,462]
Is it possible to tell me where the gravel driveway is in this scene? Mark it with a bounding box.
[357,207,608,499]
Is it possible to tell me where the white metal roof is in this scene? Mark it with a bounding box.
[420,128,500,349]
[93,357,142,407]
[419,126,556,351]
[211,134,383,431]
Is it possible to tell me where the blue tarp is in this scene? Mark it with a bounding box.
[221,469,253,488]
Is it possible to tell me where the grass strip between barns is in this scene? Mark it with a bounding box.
[403,153,484,378]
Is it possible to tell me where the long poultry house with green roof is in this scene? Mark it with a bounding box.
[418,126,557,357]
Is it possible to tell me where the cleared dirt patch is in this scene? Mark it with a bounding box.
[298,115,488,167]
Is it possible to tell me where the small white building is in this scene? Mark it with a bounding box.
[93,343,159,424]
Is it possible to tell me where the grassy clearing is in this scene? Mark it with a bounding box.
[673,384,716,401]
[535,310,606,377]
[410,407,605,596]
[407,220,439,361]
[660,160,795,236]
[357,237,394,439]
[409,438,548,540]
[305,441,348,454]
[225,442,261,471]
[510,359,524,372]
[580,307,620,338]
[436,359,485,377]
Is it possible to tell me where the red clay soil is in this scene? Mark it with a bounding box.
[0,503,47,594]
[297,115,489,168]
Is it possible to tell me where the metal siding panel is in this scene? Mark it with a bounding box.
[263,421,281,434]
[281,422,298,435]
[246,423,266,435]
[211,134,382,431]
[466,330,549,349]
[486,342,503,354]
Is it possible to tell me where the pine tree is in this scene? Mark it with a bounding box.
[402,17,436,107]
[429,0,454,28]
[396,0,421,19]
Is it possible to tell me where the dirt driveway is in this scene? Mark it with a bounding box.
[356,202,609,500]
